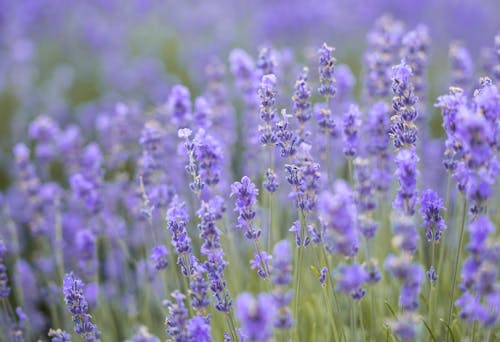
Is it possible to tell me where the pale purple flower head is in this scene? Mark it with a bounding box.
[335,263,369,300]
[168,84,192,128]
[318,180,359,257]
[318,43,336,97]
[236,292,276,342]
[419,189,447,241]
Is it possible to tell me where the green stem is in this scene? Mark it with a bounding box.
[446,197,467,342]
[293,210,306,340]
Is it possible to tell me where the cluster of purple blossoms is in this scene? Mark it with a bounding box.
[353,158,378,239]
[167,85,192,129]
[318,43,337,98]
[256,46,276,77]
[342,104,362,157]
[274,110,299,158]
[449,41,474,88]
[165,291,212,342]
[291,67,312,139]
[335,263,369,300]
[270,240,293,330]
[385,255,424,311]
[231,176,269,279]
[235,292,276,342]
[365,101,391,194]
[62,272,101,341]
[150,245,169,271]
[257,74,278,146]
[284,144,321,215]
[400,25,430,104]
[48,329,72,342]
[456,215,500,326]
[318,180,359,257]
[419,189,447,242]
[125,326,160,342]
[364,15,405,101]
[0,239,10,299]
[166,196,192,274]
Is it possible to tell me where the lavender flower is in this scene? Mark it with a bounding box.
[419,189,446,241]
[400,25,430,102]
[0,239,10,299]
[150,245,169,271]
[385,255,424,311]
[393,149,419,216]
[318,43,336,97]
[386,313,419,341]
[187,316,211,342]
[389,62,419,150]
[364,15,405,101]
[342,104,362,157]
[63,272,101,341]
[236,292,276,341]
[165,291,189,342]
[271,240,293,330]
[258,73,278,146]
[335,263,369,300]
[189,258,210,311]
[256,46,275,77]
[230,176,260,240]
[263,169,279,193]
[292,67,312,136]
[318,180,359,257]
[193,96,212,129]
[168,85,192,128]
[449,41,474,88]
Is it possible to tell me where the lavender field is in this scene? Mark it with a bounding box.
[1,1,500,341]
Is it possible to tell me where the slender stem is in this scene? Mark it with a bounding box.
[293,210,306,340]
[350,302,356,340]
[446,197,467,342]
[359,301,365,341]
[226,312,239,342]
[326,132,332,186]
[347,157,354,185]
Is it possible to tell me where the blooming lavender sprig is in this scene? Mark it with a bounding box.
[271,240,294,330]
[419,189,447,242]
[393,149,419,216]
[62,272,101,341]
[353,158,378,239]
[166,196,192,275]
[335,263,369,300]
[0,239,10,299]
[318,180,359,257]
[400,25,430,103]
[318,43,337,98]
[263,169,279,193]
[364,15,405,101]
[231,176,270,278]
[236,292,276,342]
[189,258,210,311]
[150,245,169,271]
[284,143,321,215]
[165,291,189,341]
[365,101,391,194]
[456,215,500,326]
[385,255,424,311]
[435,87,468,174]
[389,62,418,150]
[256,46,275,77]
[342,104,362,157]
[449,41,474,88]
[167,85,192,129]
[197,199,232,313]
[258,74,278,146]
[292,67,312,140]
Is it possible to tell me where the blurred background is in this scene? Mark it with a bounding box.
[1,0,499,189]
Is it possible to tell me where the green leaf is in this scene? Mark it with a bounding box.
[384,301,397,318]
[422,319,437,342]
[440,318,455,342]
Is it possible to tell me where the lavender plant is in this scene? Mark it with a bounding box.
[1,6,500,342]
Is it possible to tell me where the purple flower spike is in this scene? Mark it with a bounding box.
[419,189,447,242]
[335,263,369,300]
[63,272,100,341]
[236,292,276,341]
